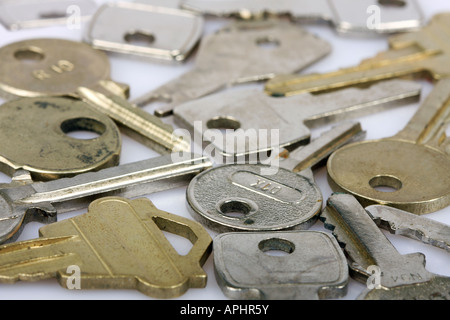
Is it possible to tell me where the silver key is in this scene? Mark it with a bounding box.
[186,122,365,233]
[367,205,450,252]
[131,19,331,116]
[174,79,421,161]
[0,0,97,31]
[321,193,450,300]
[182,0,425,35]
[0,153,212,244]
[214,231,349,300]
[85,1,204,63]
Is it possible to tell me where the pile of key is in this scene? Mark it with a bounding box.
[0,0,448,301]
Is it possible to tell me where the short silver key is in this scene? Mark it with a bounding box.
[214,231,349,300]
[131,19,331,116]
[321,193,450,300]
[182,0,425,35]
[0,153,212,244]
[174,79,421,161]
[85,1,204,63]
[367,205,450,253]
[0,0,97,31]
[186,122,365,233]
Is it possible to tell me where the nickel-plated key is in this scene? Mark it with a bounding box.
[321,193,450,300]
[0,38,190,154]
[186,122,365,233]
[265,12,450,97]
[366,205,450,252]
[131,19,331,117]
[182,0,424,35]
[0,153,212,244]
[0,197,213,299]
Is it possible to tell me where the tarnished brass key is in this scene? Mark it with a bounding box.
[0,38,190,154]
[265,12,450,97]
[327,79,450,215]
[0,197,213,299]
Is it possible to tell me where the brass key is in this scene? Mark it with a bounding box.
[0,197,212,299]
[0,38,190,154]
[327,79,450,215]
[265,12,450,97]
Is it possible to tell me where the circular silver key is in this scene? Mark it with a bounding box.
[0,96,121,181]
[186,164,322,233]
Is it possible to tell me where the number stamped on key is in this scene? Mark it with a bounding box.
[33,60,75,80]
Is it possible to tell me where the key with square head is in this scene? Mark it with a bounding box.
[366,205,450,252]
[0,38,190,154]
[0,197,212,299]
[214,231,348,300]
[321,193,450,300]
[326,78,450,215]
[0,96,122,181]
[0,153,212,244]
[186,122,365,233]
[265,12,450,97]
[0,0,97,31]
[131,19,331,117]
[182,0,424,35]
[85,1,203,63]
[174,79,421,161]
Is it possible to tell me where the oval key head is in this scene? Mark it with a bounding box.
[327,80,450,215]
[186,164,322,233]
[0,38,128,100]
[0,96,122,181]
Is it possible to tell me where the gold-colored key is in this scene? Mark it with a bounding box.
[0,197,212,299]
[327,79,450,215]
[0,38,190,154]
[265,12,450,97]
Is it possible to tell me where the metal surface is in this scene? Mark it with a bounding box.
[131,19,331,116]
[265,12,450,97]
[327,79,450,215]
[186,122,365,233]
[0,197,212,299]
[86,1,203,62]
[0,38,190,154]
[366,205,450,252]
[321,193,450,300]
[182,0,424,35]
[0,153,212,244]
[0,96,121,181]
[174,79,420,160]
[0,0,97,31]
[213,231,348,300]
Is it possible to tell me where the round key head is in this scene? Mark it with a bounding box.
[0,96,122,181]
[327,138,450,215]
[186,164,323,233]
[0,38,128,99]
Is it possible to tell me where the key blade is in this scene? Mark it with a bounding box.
[321,193,434,288]
[366,205,450,252]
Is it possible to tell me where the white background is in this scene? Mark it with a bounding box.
[0,0,448,301]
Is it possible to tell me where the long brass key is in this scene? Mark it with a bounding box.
[0,197,213,299]
[0,38,190,154]
[0,153,211,244]
[327,78,450,215]
[265,12,450,97]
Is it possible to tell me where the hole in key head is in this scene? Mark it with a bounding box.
[39,11,68,19]
[60,118,106,140]
[369,175,402,192]
[14,47,45,63]
[124,30,156,46]
[378,0,406,7]
[219,200,252,219]
[207,116,241,132]
[259,238,295,257]
[255,37,280,49]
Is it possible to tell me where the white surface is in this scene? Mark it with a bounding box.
[0,0,448,301]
